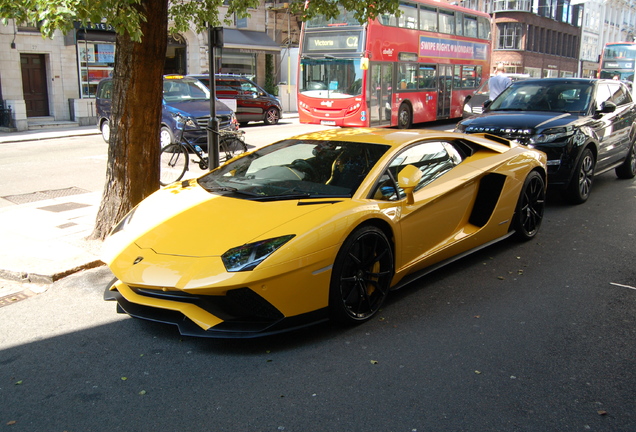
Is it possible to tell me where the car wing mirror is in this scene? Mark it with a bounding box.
[397,165,422,205]
[598,101,617,114]
[483,99,492,109]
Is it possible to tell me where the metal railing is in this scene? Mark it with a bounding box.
[0,103,13,128]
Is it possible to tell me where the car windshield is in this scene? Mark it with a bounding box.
[198,139,391,200]
[489,81,593,113]
[163,77,210,102]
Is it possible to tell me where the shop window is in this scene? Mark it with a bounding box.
[78,42,115,98]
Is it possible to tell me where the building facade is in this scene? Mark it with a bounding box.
[0,3,301,131]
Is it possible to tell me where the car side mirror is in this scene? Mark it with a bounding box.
[483,99,492,109]
[397,165,422,205]
[598,101,617,114]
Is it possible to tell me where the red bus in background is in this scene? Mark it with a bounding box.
[598,42,636,83]
[297,2,491,128]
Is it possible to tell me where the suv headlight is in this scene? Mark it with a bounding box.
[221,235,295,272]
[530,128,574,145]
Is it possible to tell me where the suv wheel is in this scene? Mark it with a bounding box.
[565,147,594,204]
[264,107,280,125]
[615,143,636,179]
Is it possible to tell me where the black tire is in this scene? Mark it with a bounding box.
[513,171,545,241]
[615,143,636,179]
[564,147,595,204]
[329,225,394,324]
[263,107,280,125]
[219,136,248,162]
[397,104,412,129]
[160,144,188,186]
[100,120,110,143]
[160,126,175,148]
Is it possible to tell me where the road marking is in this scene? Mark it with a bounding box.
[610,282,636,290]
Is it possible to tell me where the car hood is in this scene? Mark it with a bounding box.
[460,111,584,131]
[104,181,339,258]
[165,99,233,117]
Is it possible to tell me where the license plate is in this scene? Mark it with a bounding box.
[321,120,336,126]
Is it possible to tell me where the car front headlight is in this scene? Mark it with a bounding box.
[109,207,138,236]
[221,235,295,272]
[530,128,574,145]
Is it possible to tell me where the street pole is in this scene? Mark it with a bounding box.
[207,26,223,170]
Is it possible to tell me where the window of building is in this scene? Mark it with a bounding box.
[497,23,522,50]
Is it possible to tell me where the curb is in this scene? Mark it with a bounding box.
[0,260,106,285]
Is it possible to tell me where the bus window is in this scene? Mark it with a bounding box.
[398,63,418,89]
[399,2,419,29]
[464,15,478,38]
[419,6,437,32]
[439,9,455,34]
[418,65,437,89]
[478,17,490,40]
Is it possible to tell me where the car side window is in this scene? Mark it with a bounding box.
[372,141,464,201]
[608,83,632,106]
[594,84,612,110]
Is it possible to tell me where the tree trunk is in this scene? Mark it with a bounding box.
[90,0,169,240]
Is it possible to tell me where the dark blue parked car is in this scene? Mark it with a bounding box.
[96,75,238,148]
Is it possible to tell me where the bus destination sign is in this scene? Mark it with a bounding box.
[303,31,363,53]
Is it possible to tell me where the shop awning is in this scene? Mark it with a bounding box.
[223,29,281,52]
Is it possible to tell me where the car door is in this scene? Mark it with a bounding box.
[236,79,263,122]
[373,140,482,274]
[592,82,633,170]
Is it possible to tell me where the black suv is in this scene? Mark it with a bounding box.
[456,78,636,203]
[189,74,282,126]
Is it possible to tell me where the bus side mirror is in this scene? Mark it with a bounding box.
[397,165,422,205]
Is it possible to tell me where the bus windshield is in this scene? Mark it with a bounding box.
[299,58,363,98]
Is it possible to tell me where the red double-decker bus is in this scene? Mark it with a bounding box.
[598,42,636,82]
[298,2,491,128]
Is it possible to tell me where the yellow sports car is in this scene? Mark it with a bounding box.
[103,128,547,338]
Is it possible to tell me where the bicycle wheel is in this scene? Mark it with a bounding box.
[219,136,247,162]
[160,143,188,186]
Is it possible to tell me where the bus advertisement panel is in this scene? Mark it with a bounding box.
[298,2,491,128]
[598,42,636,82]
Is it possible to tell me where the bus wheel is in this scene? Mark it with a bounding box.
[398,104,412,129]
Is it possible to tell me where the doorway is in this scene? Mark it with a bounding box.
[20,54,50,117]
[369,62,393,126]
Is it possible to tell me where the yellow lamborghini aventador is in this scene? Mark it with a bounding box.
[103,128,547,338]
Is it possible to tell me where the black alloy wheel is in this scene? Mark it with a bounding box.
[615,143,636,179]
[513,170,545,241]
[565,147,595,204]
[329,225,394,324]
[397,104,412,129]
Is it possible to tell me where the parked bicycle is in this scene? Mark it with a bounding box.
[160,113,247,186]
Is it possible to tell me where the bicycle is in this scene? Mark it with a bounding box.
[160,113,247,186]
